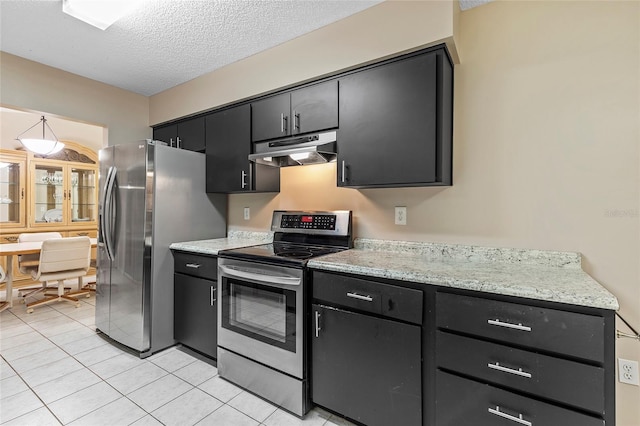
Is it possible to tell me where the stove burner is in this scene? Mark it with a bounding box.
[273,243,337,260]
[277,251,314,259]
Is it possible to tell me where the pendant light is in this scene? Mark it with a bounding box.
[15,116,65,156]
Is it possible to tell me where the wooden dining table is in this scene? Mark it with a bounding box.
[0,237,98,312]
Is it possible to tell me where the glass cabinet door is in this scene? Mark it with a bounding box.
[70,167,97,224]
[0,155,26,229]
[32,163,66,226]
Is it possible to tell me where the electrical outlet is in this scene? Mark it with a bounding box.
[395,206,407,225]
[618,358,639,385]
[243,207,250,221]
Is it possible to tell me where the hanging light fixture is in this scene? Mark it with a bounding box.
[15,116,65,156]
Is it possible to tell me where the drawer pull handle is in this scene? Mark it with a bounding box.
[488,319,531,332]
[488,362,532,378]
[186,263,201,269]
[346,292,373,302]
[210,286,216,306]
[488,406,532,426]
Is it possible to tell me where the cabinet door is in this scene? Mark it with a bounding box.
[177,117,206,152]
[311,304,422,426]
[153,124,178,147]
[30,161,66,227]
[290,80,338,135]
[206,105,252,193]
[338,53,438,187]
[251,93,291,142]
[69,166,97,227]
[174,273,217,358]
[0,154,27,230]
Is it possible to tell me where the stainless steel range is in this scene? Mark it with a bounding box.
[217,210,352,416]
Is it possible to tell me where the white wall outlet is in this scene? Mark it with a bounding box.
[618,358,639,385]
[243,207,250,221]
[395,206,407,225]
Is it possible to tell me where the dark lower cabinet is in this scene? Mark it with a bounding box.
[435,290,615,426]
[173,251,219,359]
[311,303,422,426]
[436,371,604,426]
[206,104,279,193]
[174,273,217,358]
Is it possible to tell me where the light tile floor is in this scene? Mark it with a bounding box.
[0,293,354,426]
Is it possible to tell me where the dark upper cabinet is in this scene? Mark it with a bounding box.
[153,116,206,152]
[290,80,338,136]
[251,80,339,142]
[153,124,177,146]
[206,104,279,193]
[337,49,452,188]
[251,93,291,142]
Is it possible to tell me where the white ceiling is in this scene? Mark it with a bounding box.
[0,0,384,96]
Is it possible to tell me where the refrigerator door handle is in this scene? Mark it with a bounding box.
[102,166,117,261]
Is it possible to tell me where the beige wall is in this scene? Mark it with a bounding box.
[152,1,640,423]
[0,52,150,146]
[149,0,457,125]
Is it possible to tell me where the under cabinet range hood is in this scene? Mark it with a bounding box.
[249,131,337,167]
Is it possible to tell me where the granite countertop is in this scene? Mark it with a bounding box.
[170,233,618,310]
[169,231,273,256]
[307,238,619,311]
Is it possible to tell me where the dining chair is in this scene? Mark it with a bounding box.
[25,236,92,314]
[17,232,63,301]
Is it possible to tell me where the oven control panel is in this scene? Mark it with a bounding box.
[271,210,352,237]
[280,214,336,230]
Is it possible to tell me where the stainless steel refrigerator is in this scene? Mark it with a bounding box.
[96,140,226,357]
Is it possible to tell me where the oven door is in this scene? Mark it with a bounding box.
[218,258,304,379]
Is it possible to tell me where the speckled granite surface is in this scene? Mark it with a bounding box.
[309,239,618,311]
[169,231,272,256]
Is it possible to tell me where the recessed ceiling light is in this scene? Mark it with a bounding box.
[62,0,144,30]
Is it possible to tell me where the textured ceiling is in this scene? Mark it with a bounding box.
[0,0,383,96]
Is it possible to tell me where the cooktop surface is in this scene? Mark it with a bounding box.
[220,242,346,266]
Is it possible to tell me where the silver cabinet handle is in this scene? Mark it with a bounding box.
[488,406,532,426]
[293,111,299,132]
[241,170,247,189]
[169,138,174,147]
[210,286,216,306]
[488,319,531,332]
[176,136,181,149]
[341,160,346,183]
[186,263,201,269]
[346,292,373,302]
[488,362,532,378]
[315,310,321,338]
[280,113,285,133]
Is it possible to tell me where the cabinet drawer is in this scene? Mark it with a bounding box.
[437,331,604,414]
[1,234,20,243]
[173,251,217,280]
[435,371,604,426]
[436,292,604,362]
[313,272,422,324]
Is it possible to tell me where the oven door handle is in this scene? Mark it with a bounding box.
[219,265,302,286]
